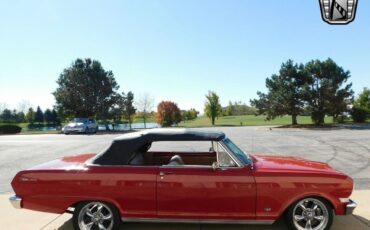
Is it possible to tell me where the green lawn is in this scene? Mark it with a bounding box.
[132,116,156,123]
[0,123,60,134]
[180,115,334,127]
[2,115,365,134]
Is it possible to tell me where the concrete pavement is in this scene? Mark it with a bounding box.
[1,190,369,230]
[1,126,370,192]
[1,127,370,229]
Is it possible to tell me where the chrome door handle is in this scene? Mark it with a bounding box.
[159,171,173,176]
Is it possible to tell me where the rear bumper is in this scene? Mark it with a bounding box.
[346,199,357,215]
[9,195,22,209]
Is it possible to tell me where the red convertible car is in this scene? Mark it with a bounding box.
[10,129,356,230]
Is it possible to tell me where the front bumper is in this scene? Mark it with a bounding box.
[346,199,357,215]
[64,127,85,133]
[9,195,22,209]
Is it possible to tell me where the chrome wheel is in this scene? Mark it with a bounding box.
[292,198,329,230]
[78,202,114,230]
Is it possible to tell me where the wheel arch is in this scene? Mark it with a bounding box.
[278,193,336,218]
[68,197,123,216]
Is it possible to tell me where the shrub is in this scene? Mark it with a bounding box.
[351,107,369,123]
[0,125,22,134]
[311,111,325,125]
[333,115,348,124]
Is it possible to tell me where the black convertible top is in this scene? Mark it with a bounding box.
[92,128,225,165]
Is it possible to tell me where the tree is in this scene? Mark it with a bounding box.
[204,91,222,125]
[136,93,154,128]
[14,111,25,123]
[351,88,370,123]
[0,102,8,114]
[183,108,199,122]
[355,88,370,110]
[109,93,125,125]
[251,60,307,125]
[123,91,136,129]
[224,101,256,116]
[26,108,35,124]
[0,109,13,123]
[189,108,199,119]
[44,109,53,124]
[351,107,368,123]
[225,101,234,116]
[53,58,120,119]
[34,106,44,124]
[305,59,353,125]
[157,101,182,127]
[51,109,60,125]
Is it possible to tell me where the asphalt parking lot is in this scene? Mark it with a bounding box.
[1,126,370,229]
[1,126,369,192]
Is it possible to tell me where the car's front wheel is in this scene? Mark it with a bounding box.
[285,197,333,230]
[73,201,121,230]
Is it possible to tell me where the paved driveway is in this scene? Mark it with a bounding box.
[2,189,369,230]
[1,126,369,192]
[1,127,370,229]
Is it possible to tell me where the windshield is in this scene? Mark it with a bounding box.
[73,118,88,123]
[222,137,252,165]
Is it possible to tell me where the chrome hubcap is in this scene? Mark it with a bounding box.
[78,202,114,230]
[293,198,328,230]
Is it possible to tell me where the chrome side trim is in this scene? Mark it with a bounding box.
[160,165,213,168]
[346,199,357,215]
[9,195,22,209]
[121,217,274,225]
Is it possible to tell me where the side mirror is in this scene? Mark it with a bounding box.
[212,162,220,171]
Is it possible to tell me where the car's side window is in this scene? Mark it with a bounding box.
[216,143,237,167]
[149,141,216,167]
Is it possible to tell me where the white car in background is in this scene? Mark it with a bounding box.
[62,118,98,134]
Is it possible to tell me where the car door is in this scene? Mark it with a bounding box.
[86,165,158,218]
[87,119,94,130]
[156,146,256,220]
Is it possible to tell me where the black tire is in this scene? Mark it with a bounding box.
[85,127,89,134]
[73,201,121,230]
[285,197,333,230]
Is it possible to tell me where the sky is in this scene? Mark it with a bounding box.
[0,0,370,113]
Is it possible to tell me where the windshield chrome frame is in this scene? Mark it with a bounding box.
[220,137,253,168]
[218,140,244,168]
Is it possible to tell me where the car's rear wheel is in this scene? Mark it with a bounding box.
[73,201,120,230]
[285,197,333,230]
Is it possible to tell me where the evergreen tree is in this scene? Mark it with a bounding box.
[34,106,44,124]
[123,91,136,129]
[26,108,35,124]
